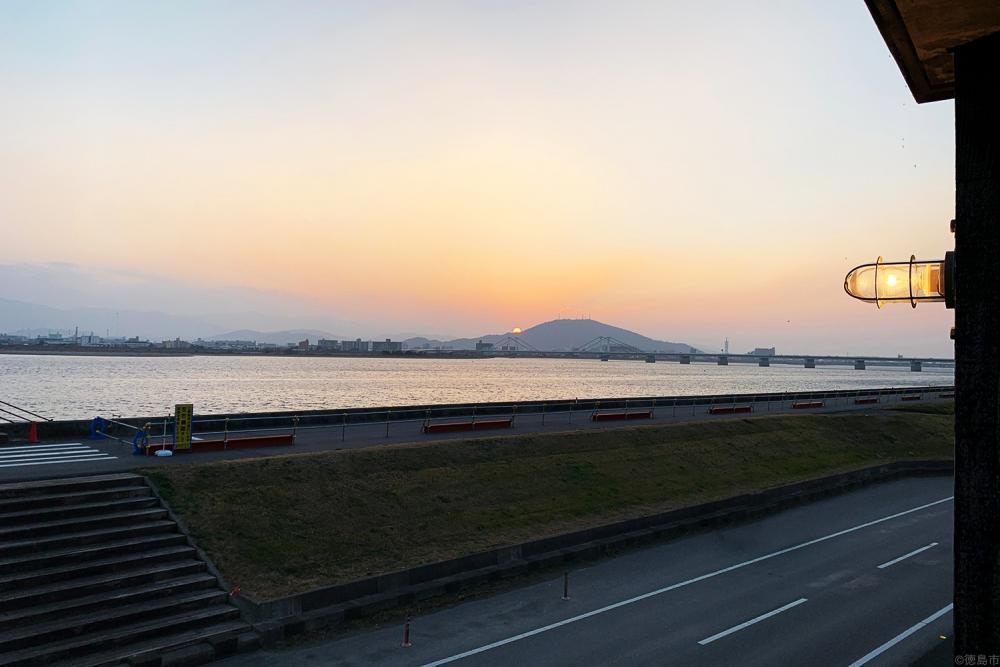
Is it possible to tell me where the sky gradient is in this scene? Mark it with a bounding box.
[0,1,957,355]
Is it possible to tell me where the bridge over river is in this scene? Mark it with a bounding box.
[464,335,953,371]
[474,351,952,371]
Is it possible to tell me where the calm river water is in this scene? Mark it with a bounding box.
[0,354,954,420]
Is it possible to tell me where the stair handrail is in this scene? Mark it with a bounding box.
[0,405,32,422]
[0,399,51,422]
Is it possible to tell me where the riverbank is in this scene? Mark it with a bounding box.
[142,405,954,601]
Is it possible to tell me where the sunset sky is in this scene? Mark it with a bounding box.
[0,1,956,355]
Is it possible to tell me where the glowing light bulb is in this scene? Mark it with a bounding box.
[844,255,952,308]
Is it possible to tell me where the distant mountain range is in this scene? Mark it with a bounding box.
[404,318,698,353]
[0,296,696,352]
[0,298,348,345]
[0,297,224,341]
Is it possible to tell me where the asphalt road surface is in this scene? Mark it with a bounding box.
[218,475,954,667]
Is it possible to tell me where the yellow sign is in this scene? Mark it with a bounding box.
[174,403,193,450]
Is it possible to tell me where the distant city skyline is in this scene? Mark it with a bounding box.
[0,288,950,360]
[0,314,957,363]
[1,2,956,356]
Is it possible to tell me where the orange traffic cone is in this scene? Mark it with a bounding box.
[27,422,38,444]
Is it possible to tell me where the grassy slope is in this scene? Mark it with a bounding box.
[890,400,955,415]
[143,410,953,600]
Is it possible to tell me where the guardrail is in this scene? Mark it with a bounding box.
[72,384,953,454]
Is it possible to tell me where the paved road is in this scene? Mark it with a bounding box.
[218,475,955,667]
[0,393,952,483]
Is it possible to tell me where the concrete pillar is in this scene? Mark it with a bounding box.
[804,358,816,369]
[758,357,770,367]
[717,355,728,365]
[679,354,691,364]
[910,360,922,372]
[854,359,866,370]
[954,33,1000,656]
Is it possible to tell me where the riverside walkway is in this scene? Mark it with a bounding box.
[0,387,953,483]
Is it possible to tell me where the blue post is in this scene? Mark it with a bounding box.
[131,426,149,455]
[89,417,107,440]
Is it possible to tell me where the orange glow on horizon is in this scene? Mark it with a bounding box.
[0,1,957,355]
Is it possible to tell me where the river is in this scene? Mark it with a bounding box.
[0,354,954,420]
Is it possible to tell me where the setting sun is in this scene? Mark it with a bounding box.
[512,327,523,335]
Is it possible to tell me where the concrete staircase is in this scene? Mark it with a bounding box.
[0,473,256,666]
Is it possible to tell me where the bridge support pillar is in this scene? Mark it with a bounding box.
[645,354,655,363]
[804,358,816,369]
[854,359,866,370]
[679,354,691,364]
[910,360,922,372]
[758,357,770,367]
[717,355,728,365]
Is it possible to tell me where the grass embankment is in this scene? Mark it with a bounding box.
[143,410,953,600]
[891,400,955,415]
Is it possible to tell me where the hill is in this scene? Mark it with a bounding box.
[404,318,697,353]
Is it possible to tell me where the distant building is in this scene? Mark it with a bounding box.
[37,334,74,346]
[475,340,494,351]
[371,339,403,353]
[160,338,193,349]
[197,339,257,351]
[750,347,776,356]
[79,334,103,346]
[341,339,369,353]
[317,339,339,351]
[296,339,310,350]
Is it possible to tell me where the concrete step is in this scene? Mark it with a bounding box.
[52,619,250,667]
[0,573,219,631]
[0,474,252,666]
[0,589,227,653]
[0,560,207,612]
[0,485,152,513]
[0,545,195,591]
[0,473,144,500]
[0,533,188,575]
[0,507,167,540]
[0,605,242,666]
[0,496,160,525]
[0,520,177,557]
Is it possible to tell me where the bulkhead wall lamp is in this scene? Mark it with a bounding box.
[844,251,955,309]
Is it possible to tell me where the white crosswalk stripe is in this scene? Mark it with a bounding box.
[0,443,116,468]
